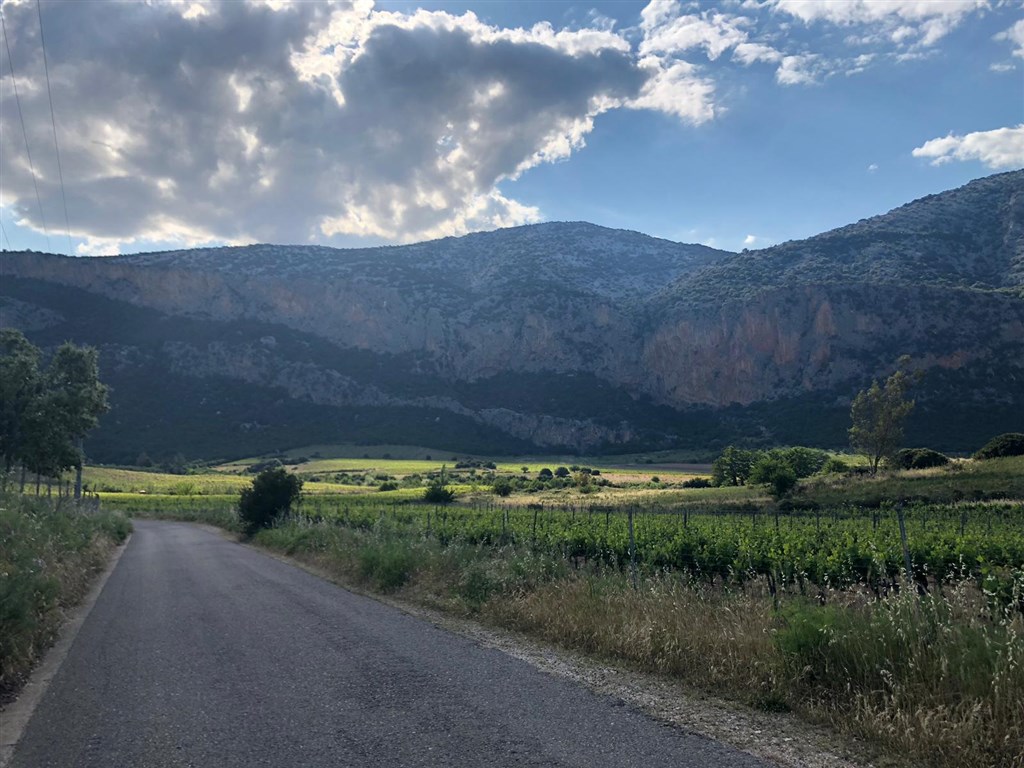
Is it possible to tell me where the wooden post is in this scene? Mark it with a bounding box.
[628,506,638,591]
[897,503,913,583]
[74,438,84,500]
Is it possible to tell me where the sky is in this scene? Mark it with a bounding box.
[0,0,1021,256]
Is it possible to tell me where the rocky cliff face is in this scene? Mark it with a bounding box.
[3,171,1023,459]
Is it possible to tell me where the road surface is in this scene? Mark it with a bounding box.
[11,520,769,767]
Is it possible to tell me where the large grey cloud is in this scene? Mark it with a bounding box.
[0,0,714,253]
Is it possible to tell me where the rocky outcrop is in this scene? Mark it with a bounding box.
[2,171,1023,454]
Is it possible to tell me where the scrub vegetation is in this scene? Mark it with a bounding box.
[0,492,130,701]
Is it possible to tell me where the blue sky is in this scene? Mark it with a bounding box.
[0,0,1021,255]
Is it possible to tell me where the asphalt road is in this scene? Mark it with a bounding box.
[11,520,769,767]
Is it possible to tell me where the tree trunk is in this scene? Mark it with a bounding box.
[75,438,84,500]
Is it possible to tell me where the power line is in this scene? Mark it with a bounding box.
[1,9,50,251]
[35,0,72,255]
[0,218,11,250]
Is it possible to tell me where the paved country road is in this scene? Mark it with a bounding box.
[11,520,769,768]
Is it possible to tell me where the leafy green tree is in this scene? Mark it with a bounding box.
[775,447,828,478]
[45,343,109,497]
[19,392,79,492]
[0,330,41,477]
[849,364,915,474]
[0,332,108,494]
[711,446,758,486]
[238,467,302,535]
[748,454,798,499]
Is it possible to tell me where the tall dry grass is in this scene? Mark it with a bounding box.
[249,518,1024,767]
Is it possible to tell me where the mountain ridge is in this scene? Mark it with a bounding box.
[2,171,1022,460]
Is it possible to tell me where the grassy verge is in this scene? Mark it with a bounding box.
[246,517,1023,768]
[0,492,131,701]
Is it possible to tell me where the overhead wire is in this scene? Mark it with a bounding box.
[1,8,50,251]
[35,0,72,254]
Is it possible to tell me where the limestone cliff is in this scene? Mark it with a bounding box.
[2,171,1022,459]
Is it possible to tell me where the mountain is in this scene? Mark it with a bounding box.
[2,171,1023,462]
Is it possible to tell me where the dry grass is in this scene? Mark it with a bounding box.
[248,517,1024,768]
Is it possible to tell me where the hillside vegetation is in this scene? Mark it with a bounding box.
[2,172,1022,461]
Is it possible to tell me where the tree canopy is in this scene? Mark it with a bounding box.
[0,330,109,483]
[849,362,915,474]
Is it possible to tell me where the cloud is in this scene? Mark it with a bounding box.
[0,0,712,251]
[639,8,751,61]
[629,57,716,123]
[995,19,1024,58]
[732,42,784,65]
[990,62,1016,72]
[776,53,825,84]
[743,234,758,245]
[770,0,987,47]
[867,163,879,172]
[912,125,1024,170]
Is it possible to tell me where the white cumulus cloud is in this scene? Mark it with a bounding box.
[770,0,987,47]
[912,125,1024,170]
[0,0,713,252]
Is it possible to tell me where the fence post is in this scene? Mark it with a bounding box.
[897,503,913,583]
[628,506,638,591]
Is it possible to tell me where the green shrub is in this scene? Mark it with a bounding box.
[378,481,399,491]
[774,447,828,478]
[892,447,950,470]
[492,477,513,497]
[819,457,849,474]
[238,467,302,535]
[681,477,712,488]
[0,494,130,696]
[974,433,1024,460]
[749,454,798,498]
[357,540,414,591]
[423,467,454,504]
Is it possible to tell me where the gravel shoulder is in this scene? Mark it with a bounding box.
[252,535,886,768]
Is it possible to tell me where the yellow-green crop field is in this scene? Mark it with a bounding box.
[83,467,358,496]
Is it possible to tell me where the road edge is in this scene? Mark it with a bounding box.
[0,533,132,768]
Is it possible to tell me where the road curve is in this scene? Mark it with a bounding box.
[12,520,769,767]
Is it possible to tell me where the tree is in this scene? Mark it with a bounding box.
[0,332,108,494]
[0,330,41,477]
[748,454,798,499]
[238,467,302,535]
[849,363,915,474]
[45,343,109,497]
[711,446,758,486]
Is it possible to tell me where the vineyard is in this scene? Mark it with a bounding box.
[252,496,1024,596]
